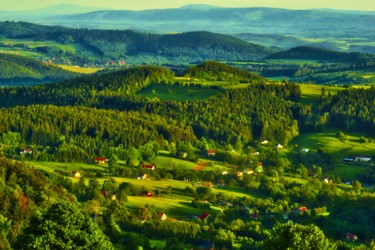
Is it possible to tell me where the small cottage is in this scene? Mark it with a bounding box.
[72,171,81,178]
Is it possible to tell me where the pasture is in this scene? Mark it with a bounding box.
[299,84,345,105]
[138,83,221,101]
[292,129,375,179]
[57,64,102,74]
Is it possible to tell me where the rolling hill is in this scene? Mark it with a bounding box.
[0,53,78,86]
[266,46,375,62]
[0,22,278,65]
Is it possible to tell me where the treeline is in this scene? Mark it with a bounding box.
[0,105,195,162]
[267,46,375,62]
[328,87,375,133]
[184,61,266,83]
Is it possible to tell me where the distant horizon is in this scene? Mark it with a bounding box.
[1,0,375,12]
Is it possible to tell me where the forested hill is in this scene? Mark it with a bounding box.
[266,46,375,62]
[0,22,277,63]
[0,53,78,86]
[0,64,300,147]
[184,61,265,83]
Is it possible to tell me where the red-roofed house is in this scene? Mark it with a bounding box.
[207,149,216,156]
[199,212,210,220]
[141,163,155,170]
[20,148,32,154]
[94,157,108,164]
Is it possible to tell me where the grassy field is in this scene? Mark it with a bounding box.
[292,129,375,179]
[57,64,103,74]
[299,84,345,105]
[27,161,107,173]
[138,83,221,101]
[152,155,230,172]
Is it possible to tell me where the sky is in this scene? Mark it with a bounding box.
[1,0,375,11]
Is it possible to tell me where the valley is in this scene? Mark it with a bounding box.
[0,3,374,250]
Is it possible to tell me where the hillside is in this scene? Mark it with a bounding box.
[266,46,375,62]
[0,22,277,65]
[0,53,78,86]
[0,62,375,249]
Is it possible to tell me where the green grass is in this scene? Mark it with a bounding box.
[299,84,345,105]
[149,239,165,249]
[57,64,102,74]
[27,161,107,173]
[292,129,375,179]
[152,155,230,172]
[138,83,221,101]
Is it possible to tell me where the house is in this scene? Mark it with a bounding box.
[236,171,244,177]
[345,233,358,241]
[244,169,254,175]
[207,149,216,156]
[199,212,210,220]
[250,213,260,220]
[261,140,269,145]
[94,157,108,164]
[72,171,81,178]
[202,181,214,188]
[181,152,188,159]
[277,144,284,149]
[295,206,308,214]
[217,180,225,186]
[222,170,229,175]
[282,212,289,220]
[141,163,155,170]
[143,191,153,197]
[324,178,332,184]
[137,173,150,180]
[157,212,167,221]
[354,156,371,162]
[255,162,263,172]
[20,148,32,154]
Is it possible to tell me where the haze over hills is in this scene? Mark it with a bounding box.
[1,4,374,54]
[2,5,373,38]
[0,21,278,65]
[0,4,108,19]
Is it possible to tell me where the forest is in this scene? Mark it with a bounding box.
[0,61,375,249]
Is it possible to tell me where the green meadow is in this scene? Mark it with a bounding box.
[292,129,375,179]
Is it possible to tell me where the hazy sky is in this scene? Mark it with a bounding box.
[1,0,375,11]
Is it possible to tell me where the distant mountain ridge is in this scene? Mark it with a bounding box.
[266,46,375,61]
[10,6,372,39]
[0,21,277,64]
